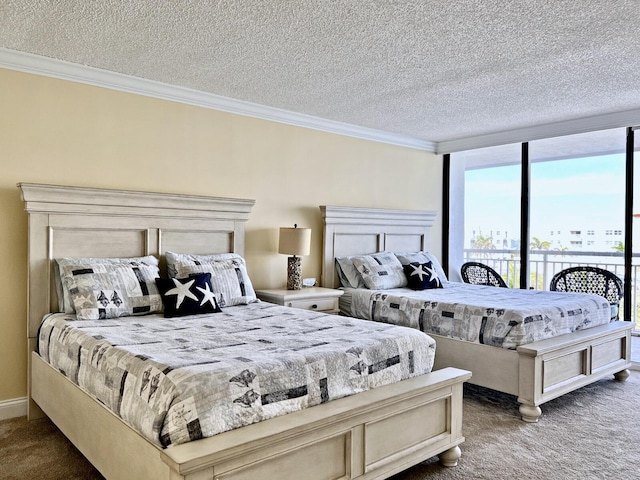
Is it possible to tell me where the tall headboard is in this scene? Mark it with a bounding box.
[19,183,255,346]
[320,205,437,288]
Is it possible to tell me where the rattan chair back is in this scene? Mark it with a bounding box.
[549,266,623,320]
[461,262,508,288]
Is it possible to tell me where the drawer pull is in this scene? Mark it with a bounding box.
[311,304,318,309]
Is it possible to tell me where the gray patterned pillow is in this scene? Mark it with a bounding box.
[336,252,404,288]
[165,251,241,278]
[335,256,366,288]
[394,251,448,282]
[56,256,159,313]
[351,253,407,289]
[174,257,257,306]
[60,263,162,320]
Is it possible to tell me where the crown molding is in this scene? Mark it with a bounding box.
[0,48,435,152]
[7,47,636,155]
[438,109,640,154]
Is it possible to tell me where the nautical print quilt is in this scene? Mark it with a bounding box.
[37,302,435,447]
[345,282,612,349]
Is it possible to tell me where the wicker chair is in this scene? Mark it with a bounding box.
[461,262,508,288]
[549,266,623,320]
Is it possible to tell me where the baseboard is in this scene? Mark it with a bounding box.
[0,397,27,421]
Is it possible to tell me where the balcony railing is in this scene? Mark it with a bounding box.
[463,248,640,330]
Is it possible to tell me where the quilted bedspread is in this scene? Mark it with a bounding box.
[37,302,435,447]
[346,282,612,349]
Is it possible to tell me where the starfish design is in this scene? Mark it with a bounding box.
[196,282,217,307]
[425,264,440,284]
[408,263,428,281]
[165,278,197,308]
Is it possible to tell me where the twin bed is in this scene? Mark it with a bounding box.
[20,183,470,480]
[320,205,633,422]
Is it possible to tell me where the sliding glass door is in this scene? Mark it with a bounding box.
[528,129,626,291]
[460,143,521,287]
[451,126,640,334]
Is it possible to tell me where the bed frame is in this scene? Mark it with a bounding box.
[320,205,633,422]
[19,183,471,480]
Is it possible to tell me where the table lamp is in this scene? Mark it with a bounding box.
[279,224,311,290]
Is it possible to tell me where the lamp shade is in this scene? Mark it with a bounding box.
[279,227,311,256]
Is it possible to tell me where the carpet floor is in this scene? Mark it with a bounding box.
[1,371,638,480]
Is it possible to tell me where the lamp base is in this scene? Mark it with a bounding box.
[287,256,302,290]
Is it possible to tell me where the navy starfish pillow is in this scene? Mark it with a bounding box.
[156,273,222,317]
[403,261,443,290]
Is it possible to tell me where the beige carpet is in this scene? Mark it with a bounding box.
[2,371,638,480]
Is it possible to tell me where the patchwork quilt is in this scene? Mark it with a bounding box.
[346,282,612,349]
[38,302,435,447]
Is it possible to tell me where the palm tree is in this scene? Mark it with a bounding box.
[472,234,496,249]
[612,241,624,252]
[530,237,552,250]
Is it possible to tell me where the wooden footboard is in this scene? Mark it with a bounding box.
[432,321,633,423]
[32,352,471,480]
[516,320,632,421]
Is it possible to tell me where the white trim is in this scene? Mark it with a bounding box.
[3,47,639,155]
[0,48,435,152]
[438,109,640,154]
[0,397,27,420]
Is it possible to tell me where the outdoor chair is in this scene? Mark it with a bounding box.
[549,266,623,321]
[461,262,508,288]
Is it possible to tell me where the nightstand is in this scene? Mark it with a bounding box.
[256,287,344,314]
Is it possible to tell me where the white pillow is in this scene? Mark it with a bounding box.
[351,253,407,290]
[394,252,448,282]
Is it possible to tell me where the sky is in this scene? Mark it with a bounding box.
[464,153,629,248]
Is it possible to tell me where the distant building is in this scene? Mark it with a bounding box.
[467,225,626,252]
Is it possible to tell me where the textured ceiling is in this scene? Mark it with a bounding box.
[2,1,640,148]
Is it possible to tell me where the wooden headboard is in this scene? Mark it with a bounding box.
[19,183,255,345]
[320,205,437,288]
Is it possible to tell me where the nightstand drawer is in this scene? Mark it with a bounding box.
[255,287,344,315]
[287,297,338,312]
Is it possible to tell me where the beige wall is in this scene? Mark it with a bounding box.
[0,68,443,403]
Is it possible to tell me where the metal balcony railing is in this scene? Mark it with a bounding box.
[463,248,640,330]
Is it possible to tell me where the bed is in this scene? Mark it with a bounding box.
[19,182,471,480]
[320,205,632,423]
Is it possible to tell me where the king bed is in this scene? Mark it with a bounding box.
[320,205,633,422]
[19,183,470,480]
